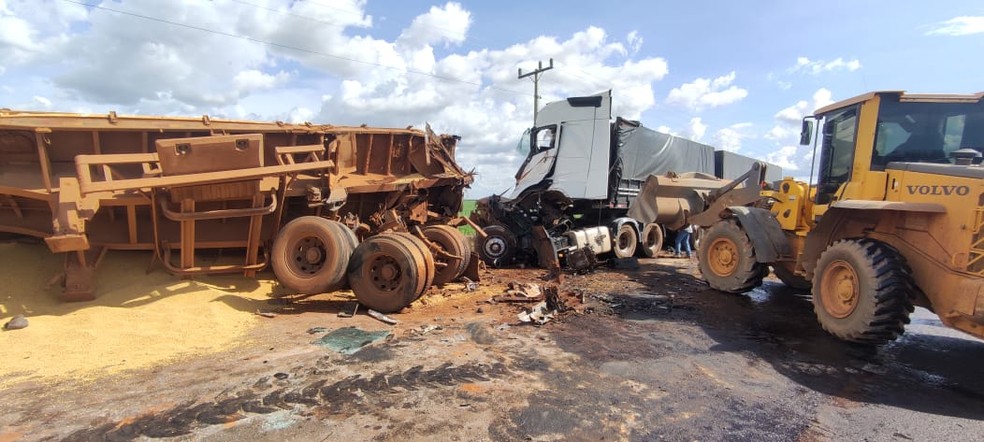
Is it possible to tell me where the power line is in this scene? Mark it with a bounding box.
[59,0,526,97]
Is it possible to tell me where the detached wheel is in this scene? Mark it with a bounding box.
[347,233,431,313]
[422,225,470,286]
[612,224,638,258]
[478,224,517,266]
[639,223,664,258]
[772,262,811,291]
[812,239,914,344]
[272,216,353,294]
[697,219,765,293]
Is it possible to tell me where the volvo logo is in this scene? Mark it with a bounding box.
[905,185,970,196]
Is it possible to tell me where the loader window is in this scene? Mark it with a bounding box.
[872,98,984,169]
[815,107,858,205]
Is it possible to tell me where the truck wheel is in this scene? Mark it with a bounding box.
[613,224,638,258]
[639,223,664,258]
[347,233,431,313]
[812,239,914,344]
[697,219,765,293]
[272,216,353,294]
[772,262,811,291]
[422,225,469,286]
[478,224,516,266]
[393,233,435,295]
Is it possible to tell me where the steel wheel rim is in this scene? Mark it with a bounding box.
[618,231,631,250]
[366,253,402,293]
[484,236,506,258]
[645,229,659,247]
[820,260,859,318]
[290,236,327,275]
[707,237,739,277]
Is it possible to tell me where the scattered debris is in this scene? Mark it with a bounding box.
[495,323,510,332]
[459,276,479,292]
[367,309,399,325]
[3,314,28,330]
[312,327,391,355]
[493,282,544,303]
[476,306,484,314]
[306,327,327,335]
[273,372,289,380]
[465,322,495,345]
[255,310,277,319]
[337,302,359,318]
[410,324,443,336]
[517,302,554,325]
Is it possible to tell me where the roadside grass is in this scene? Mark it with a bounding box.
[459,199,476,238]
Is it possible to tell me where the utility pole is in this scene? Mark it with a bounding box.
[518,58,553,123]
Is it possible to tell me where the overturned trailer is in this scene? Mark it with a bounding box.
[471,91,780,269]
[0,109,475,312]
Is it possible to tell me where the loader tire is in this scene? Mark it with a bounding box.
[697,219,765,293]
[812,239,914,345]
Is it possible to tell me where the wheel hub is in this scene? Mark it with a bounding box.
[369,256,401,292]
[708,237,738,276]
[292,237,327,275]
[820,260,859,318]
[484,237,506,258]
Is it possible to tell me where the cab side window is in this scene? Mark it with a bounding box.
[816,107,858,205]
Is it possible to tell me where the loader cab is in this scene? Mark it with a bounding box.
[801,91,984,208]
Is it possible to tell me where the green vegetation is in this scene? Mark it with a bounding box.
[458,200,477,237]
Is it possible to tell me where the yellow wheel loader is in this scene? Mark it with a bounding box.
[638,91,984,345]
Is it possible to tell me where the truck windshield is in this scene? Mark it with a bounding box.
[516,128,532,156]
[872,98,984,170]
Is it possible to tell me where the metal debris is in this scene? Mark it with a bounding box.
[306,327,327,335]
[255,310,277,318]
[493,282,544,303]
[337,302,359,318]
[459,276,479,291]
[517,302,555,325]
[3,314,28,330]
[367,309,399,325]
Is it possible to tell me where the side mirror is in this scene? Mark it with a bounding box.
[799,118,814,145]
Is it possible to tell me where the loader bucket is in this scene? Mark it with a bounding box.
[626,172,729,230]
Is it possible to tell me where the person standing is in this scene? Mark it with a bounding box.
[674,224,693,258]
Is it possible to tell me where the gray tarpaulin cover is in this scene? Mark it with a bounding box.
[715,150,783,183]
[612,118,714,182]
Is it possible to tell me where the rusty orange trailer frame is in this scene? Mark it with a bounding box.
[0,109,473,300]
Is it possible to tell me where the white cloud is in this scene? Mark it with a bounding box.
[713,122,754,152]
[926,16,984,36]
[666,71,748,110]
[765,145,800,171]
[774,88,834,124]
[398,2,470,48]
[686,117,707,141]
[792,57,861,75]
[33,95,51,108]
[0,1,671,198]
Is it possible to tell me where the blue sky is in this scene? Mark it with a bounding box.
[1,0,981,197]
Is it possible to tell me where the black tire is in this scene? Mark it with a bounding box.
[772,262,812,291]
[347,233,427,313]
[811,239,914,344]
[478,224,517,266]
[422,225,469,286]
[613,224,638,258]
[272,216,351,294]
[697,219,765,293]
[394,232,435,295]
[639,223,664,258]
